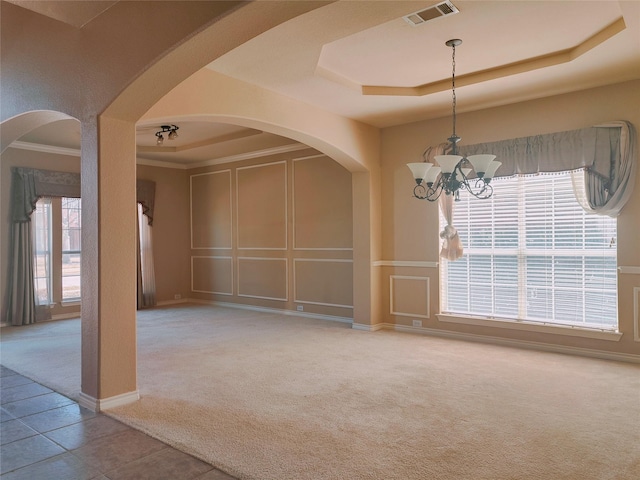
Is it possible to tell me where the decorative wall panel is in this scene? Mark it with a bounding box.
[236,162,287,249]
[294,259,353,308]
[390,275,430,319]
[191,170,232,249]
[293,155,352,249]
[238,257,288,301]
[191,256,233,295]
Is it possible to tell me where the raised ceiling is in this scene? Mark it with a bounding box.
[11,0,640,167]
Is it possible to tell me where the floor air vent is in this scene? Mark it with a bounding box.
[403,1,459,26]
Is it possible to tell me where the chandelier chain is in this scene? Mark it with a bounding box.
[451,42,457,141]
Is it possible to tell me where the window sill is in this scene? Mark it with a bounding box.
[437,313,622,341]
[61,300,81,307]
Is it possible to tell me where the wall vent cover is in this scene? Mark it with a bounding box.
[403,1,459,26]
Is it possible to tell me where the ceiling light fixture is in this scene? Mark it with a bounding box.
[407,39,500,201]
[155,124,179,146]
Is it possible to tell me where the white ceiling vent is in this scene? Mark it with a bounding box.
[403,1,459,26]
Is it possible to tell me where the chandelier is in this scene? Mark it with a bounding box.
[407,39,501,201]
[155,124,179,145]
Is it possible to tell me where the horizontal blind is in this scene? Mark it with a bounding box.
[441,172,618,329]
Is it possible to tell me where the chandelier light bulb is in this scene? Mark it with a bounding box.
[407,39,498,202]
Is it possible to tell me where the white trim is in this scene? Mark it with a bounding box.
[78,390,140,412]
[10,141,81,157]
[190,170,232,250]
[156,298,190,306]
[292,153,326,162]
[192,299,353,324]
[191,256,234,296]
[237,257,288,301]
[136,158,187,170]
[51,312,81,321]
[619,266,640,275]
[437,313,622,341]
[191,143,308,168]
[390,275,430,319]
[373,260,439,268]
[352,322,385,332]
[390,324,639,364]
[634,286,640,342]
[236,161,288,251]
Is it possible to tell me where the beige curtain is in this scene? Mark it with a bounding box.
[137,203,157,308]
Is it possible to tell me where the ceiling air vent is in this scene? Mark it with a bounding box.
[403,1,459,26]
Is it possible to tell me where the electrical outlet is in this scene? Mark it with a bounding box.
[174,294,182,300]
[412,319,422,327]
[297,305,304,311]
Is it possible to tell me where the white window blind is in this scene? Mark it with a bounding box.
[441,172,618,330]
[33,198,52,305]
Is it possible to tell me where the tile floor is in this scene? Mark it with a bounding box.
[0,365,237,479]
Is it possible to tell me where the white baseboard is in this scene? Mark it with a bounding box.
[189,298,353,324]
[156,298,190,306]
[352,322,386,332]
[51,312,81,321]
[391,324,640,364]
[78,390,140,412]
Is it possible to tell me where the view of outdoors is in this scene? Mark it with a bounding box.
[62,197,81,300]
[441,172,618,329]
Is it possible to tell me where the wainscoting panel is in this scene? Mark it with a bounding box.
[238,257,288,301]
[190,170,232,249]
[294,259,353,308]
[191,256,233,295]
[293,155,353,250]
[236,162,287,250]
[390,275,430,319]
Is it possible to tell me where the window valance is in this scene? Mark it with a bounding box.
[10,167,156,224]
[458,120,636,217]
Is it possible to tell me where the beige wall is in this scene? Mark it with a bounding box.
[135,164,191,303]
[380,79,640,357]
[189,148,354,319]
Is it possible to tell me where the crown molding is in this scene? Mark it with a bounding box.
[9,141,81,157]
[189,143,309,169]
[10,141,311,170]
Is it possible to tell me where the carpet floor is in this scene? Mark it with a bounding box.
[1,304,639,479]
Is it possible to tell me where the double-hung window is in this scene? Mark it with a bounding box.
[32,197,82,305]
[440,171,618,330]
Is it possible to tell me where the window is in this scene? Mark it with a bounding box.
[440,172,618,330]
[32,198,52,305]
[61,197,81,301]
[33,197,82,305]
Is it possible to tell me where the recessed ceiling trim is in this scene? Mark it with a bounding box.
[190,143,309,169]
[363,17,626,96]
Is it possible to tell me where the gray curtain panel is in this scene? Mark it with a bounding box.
[5,166,156,324]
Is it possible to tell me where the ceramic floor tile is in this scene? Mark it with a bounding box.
[72,428,168,472]
[0,374,34,389]
[2,392,75,418]
[0,418,39,445]
[0,452,101,480]
[1,406,16,423]
[0,366,17,378]
[104,447,214,480]
[0,382,52,404]
[0,434,66,474]
[44,414,131,450]
[20,403,97,433]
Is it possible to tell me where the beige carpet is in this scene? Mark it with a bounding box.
[2,304,639,479]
